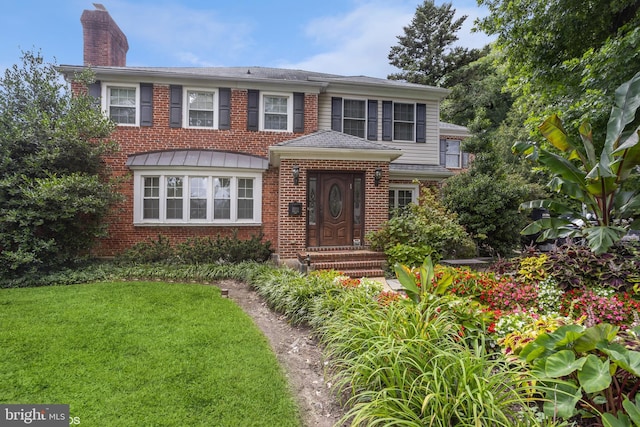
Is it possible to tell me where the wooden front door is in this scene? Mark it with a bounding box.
[307,172,364,247]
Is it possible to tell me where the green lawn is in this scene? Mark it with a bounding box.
[0,282,301,426]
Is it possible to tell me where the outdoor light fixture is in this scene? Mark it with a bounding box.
[374,168,382,187]
[292,165,300,185]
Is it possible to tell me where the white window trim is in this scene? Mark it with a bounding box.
[389,183,419,210]
[101,82,140,127]
[183,87,219,129]
[132,169,262,225]
[259,92,293,132]
[445,139,462,169]
[392,102,416,142]
[342,98,367,138]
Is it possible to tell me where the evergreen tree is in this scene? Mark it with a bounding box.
[388,0,482,86]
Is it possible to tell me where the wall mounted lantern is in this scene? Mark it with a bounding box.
[374,168,382,187]
[292,165,300,185]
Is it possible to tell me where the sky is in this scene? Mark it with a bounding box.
[1,0,495,79]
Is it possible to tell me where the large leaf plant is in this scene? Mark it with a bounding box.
[514,71,640,254]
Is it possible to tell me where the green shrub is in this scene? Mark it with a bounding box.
[367,188,477,260]
[0,52,120,279]
[441,170,533,257]
[117,232,272,265]
[249,268,383,326]
[317,290,539,426]
[384,242,437,267]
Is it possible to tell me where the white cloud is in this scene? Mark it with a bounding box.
[101,0,494,76]
[278,1,494,78]
[278,3,413,78]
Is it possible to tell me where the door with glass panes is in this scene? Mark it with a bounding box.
[307,172,364,247]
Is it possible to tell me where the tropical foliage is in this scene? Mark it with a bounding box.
[514,72,640,254]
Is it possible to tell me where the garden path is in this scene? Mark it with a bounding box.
[216,279,346,427]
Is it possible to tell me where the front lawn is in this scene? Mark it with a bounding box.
[0,282,300,426]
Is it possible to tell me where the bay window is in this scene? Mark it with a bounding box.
[134,170,262,224]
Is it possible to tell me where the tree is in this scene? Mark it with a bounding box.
[0,51,119,278]
[514,72,640,254]
[441,156,538,257]
[477,0,640,145]
[388,0,483,86]
[439,51,545,256]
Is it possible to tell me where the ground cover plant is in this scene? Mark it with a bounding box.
[4,241,640,425]
[242,250,640,425]
[0,281,300,426]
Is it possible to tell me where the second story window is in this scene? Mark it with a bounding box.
[393,103,414,141]
[187,90,215,128]
[107,85,137,125]
[263,94,289,131]
[343,99,366,138]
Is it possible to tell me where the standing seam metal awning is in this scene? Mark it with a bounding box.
[126,149,269,170]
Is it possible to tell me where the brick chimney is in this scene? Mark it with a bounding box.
[81,3,129,66]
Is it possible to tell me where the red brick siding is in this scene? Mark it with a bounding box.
[277,159,389,260]
[92,84,320,256]
[81,8,128,67]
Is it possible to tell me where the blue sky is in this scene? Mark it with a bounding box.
[1,0,494,79]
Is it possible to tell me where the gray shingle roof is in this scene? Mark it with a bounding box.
[126,149,268,169]
[389,163,452,175]
[274,130,400,151]
[439,121,468,131]
[57,65,449,94]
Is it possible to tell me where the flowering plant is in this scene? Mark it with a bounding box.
[376,290,405,306]
[535,278,563,313]
[559,287,640,328]
[479,279,538,312]
[436,266,502,298]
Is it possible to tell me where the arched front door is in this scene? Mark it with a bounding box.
[307,172,364,247]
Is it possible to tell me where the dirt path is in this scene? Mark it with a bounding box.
[216,279,345,427]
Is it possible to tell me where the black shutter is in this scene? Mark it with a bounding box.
[88,81,101,109]
[293,92,304,133]
[169,85,182,128]
[382,101,392,141]
[462,152,470,168]
[219,88,231,130]
[416,103,426,143]
[331,97,342,131]
[247,89,259,131]
[140,83,153,127]
[367,100,378,140]
[88,81,101,98]
[439,139,447,166]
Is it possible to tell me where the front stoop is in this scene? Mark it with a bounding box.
[297,247,387,278]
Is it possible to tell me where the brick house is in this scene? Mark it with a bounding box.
[57,5,469,274]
